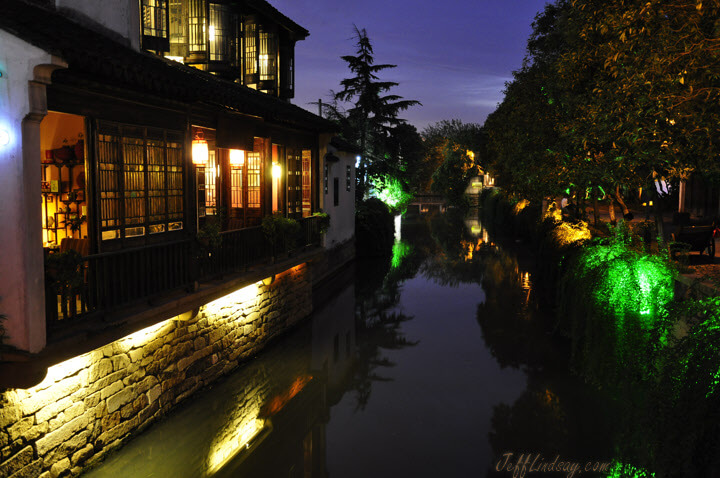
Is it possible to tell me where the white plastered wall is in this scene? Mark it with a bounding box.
[0,29,63,352]
[322,145,355,248]
[56,0,140,50]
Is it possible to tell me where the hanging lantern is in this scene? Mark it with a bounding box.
[229,149,245,166]
[272,163,281,179]
[192,129,208,166]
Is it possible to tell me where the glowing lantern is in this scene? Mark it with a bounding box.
[192,130,208,166]
[230,149,245,166]
[272,163,281,179]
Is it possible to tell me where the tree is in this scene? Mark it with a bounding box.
[420,120,483,201]
[330,26,420,199]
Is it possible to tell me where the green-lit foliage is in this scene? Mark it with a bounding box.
[390,241,412,270]
[558,227,675,384]
[371,174,413,212]
[645,296,720,476]
[606,462,654,478]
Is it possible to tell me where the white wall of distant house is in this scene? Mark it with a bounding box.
[56,0,140,50]
[322,148,355,247]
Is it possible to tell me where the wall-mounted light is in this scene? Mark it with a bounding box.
[209,25,216,39]
[272,163,281,179]
[230,149,245,166]
[0,130,9,146]
[192,130,208,166]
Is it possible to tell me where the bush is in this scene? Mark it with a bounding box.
[355,198,394,257]
[262,213,301,257]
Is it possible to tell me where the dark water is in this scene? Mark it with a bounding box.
[84,211,619,478]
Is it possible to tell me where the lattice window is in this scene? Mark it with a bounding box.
[188,0,206,53]
[209,3,233,62]
[302,149,311,217]
[287,149,302,216]
[97,122,184,241]
[205,150,218,215]
[244,21,257,76]
[142,0,168,38]
[247,151,261,208]
[259,30,276,83]
[231,164,243,208]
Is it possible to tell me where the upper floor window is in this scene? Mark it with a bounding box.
[142,0,170,52]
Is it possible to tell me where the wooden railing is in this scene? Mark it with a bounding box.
[45,216,323,329]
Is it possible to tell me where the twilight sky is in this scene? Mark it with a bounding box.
[273,0,550,131]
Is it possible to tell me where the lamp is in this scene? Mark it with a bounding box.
[192,130,208,166]
[230,149,245,166]
[272,163,281,179]
[0,129,9,146]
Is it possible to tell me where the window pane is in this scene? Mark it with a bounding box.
[143,0,168,37]
[247,151,261,208]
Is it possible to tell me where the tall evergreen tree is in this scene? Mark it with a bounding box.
[331,26,420,199]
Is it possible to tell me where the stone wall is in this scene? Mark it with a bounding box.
[0,263,311,478]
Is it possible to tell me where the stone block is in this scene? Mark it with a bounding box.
[49,457,70,478]
[110,354,130,373]
[7,458,42,478]
[20,376,82,416]
[36,411,91,456]
[89,370,124,394]
[0,396,23,426]
[146,385,161,405]
[128,349,143,363]
[100,381,123,401]
[100,411,121,432]
[7,417,34,442]
[106,387,135,414]
[35,396,73,424]
[0,445,33,478]
[135,376,158,396]
[71,444,93,466]
[22,421,48,443]
[88,359,113,383]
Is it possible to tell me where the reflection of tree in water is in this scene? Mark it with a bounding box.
[351,257,419,410]
[486,372,617,478]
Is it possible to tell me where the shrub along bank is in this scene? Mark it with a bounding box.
[480,188,720,477]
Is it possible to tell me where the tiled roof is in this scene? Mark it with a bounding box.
[1,0,331,131]
[244,0,309,38]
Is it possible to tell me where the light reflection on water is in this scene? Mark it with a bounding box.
[83,212,614,478]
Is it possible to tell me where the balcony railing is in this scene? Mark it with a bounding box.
[45,216,323,331]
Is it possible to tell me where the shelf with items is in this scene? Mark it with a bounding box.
[41,137,88,248]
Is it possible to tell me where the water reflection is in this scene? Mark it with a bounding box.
[84,210,623,478]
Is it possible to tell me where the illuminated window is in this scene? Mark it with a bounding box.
[302,150,311,217]
[247,151,261,208]
[141,0,169,51]
[259,29,276,84]
[188,0,206,53]
[205,150,218,215]
[209,3,234,62]
[231,163,243,208]
[97,123,184,241]
[244,21,257,76]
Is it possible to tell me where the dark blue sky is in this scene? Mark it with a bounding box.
[274,0,550,131]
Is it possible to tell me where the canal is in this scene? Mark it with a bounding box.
[83,210,618,478]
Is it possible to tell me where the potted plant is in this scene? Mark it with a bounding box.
[262,213,301,261]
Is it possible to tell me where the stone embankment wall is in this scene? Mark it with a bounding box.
[0,263,311,478]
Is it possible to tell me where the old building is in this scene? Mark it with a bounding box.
[0,1,355,475]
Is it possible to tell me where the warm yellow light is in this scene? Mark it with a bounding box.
[272,163,281,179]
[204,282,261,317]
[165,55,185,64]
[649,200,653,206]
[192,130,209,166]
[209,25,216,39]
[230,149,245,166]
[466,150,475,160]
